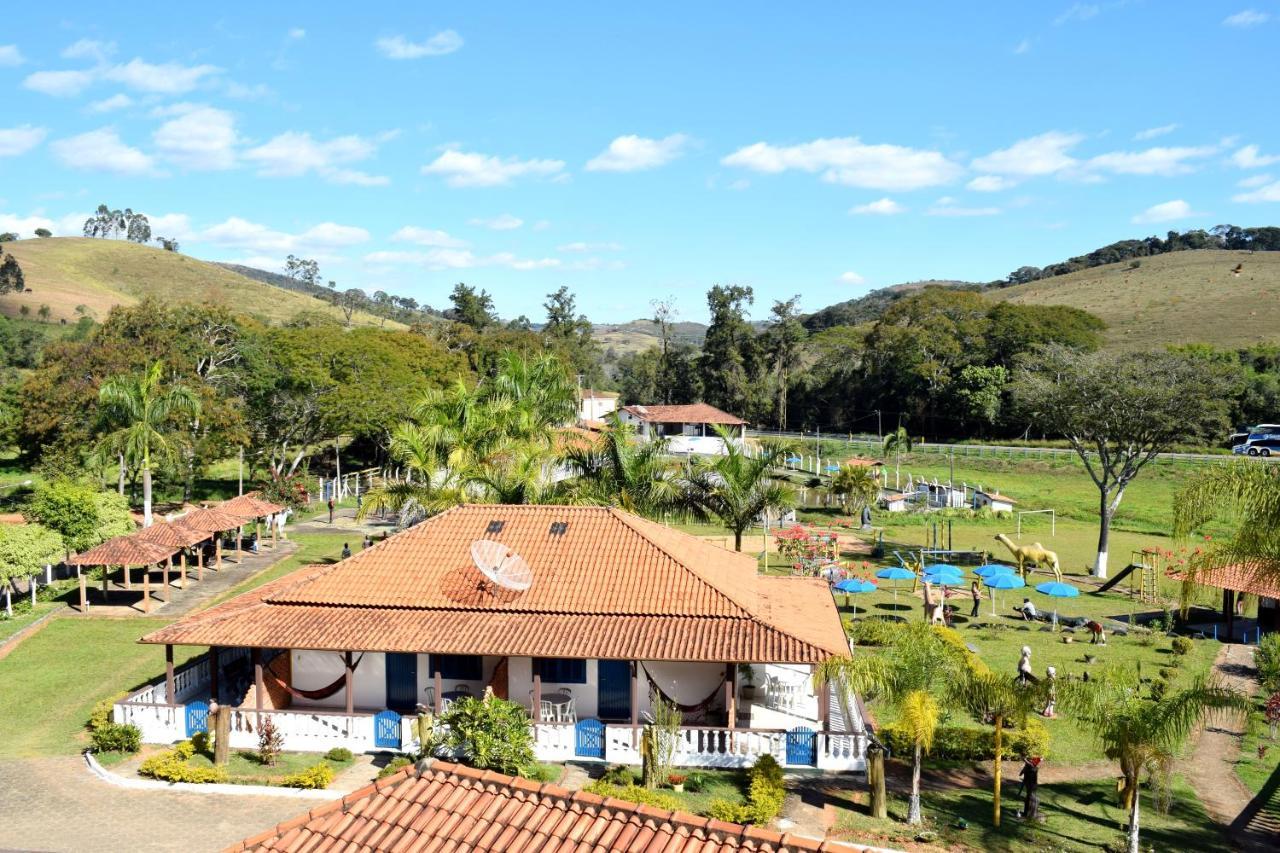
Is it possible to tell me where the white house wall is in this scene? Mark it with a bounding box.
[290,649,386,711]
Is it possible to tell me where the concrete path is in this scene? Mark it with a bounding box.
[0,757,304,853]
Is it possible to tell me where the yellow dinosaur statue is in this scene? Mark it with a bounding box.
[993,533,1062,583]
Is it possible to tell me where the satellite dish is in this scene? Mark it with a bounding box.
[470,539,533,592]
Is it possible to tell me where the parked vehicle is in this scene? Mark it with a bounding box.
[1246,438,1280,457]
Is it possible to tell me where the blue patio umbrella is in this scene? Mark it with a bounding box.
[923,574,965,587]
[876,566,916,607]
[1035,581,1079,627]
[825,463,840,472]
[786,455,802,465]
[833,578,877,616]
[983,572,1026,616]
[923,563,965,578]
[974,563,1015,579]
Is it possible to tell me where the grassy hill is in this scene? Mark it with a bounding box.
[593,318,708,357]
[990,249,1280,350]
[0,237,396,327]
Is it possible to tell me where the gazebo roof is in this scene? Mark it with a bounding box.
[68,536,177,567]
[220,492,285,518]
[177,506,252,533]
[136,521,209,548]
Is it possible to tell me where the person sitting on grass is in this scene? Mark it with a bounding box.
[341,542,351,559]
[1086,619,1107,644]
[1018,597,1037,621]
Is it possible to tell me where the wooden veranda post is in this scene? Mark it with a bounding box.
[434,669,443,715]
[253,648,264,715]
[212,702,230,766]
[819,682,831,731]
[164,645,175,704]
[532,672,541,723]
[725,664,736,729]
[344,652,354,715]
[868,742,888,819]
[142,567,151,614]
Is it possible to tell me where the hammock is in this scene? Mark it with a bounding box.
[641,663,726,717]
[265,653,364,701]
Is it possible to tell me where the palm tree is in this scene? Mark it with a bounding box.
[816,622,968,824]
[1060,669,1251,853]
[467,445,568,505]
[947,670,1047,827]
[883,426,913,490]
[830,463,880,516]
[96,361,201,527]
[682,429,794,551]
[1173,461,1280,584]
[560,413,687,516]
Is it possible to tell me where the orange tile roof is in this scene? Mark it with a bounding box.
[220,492,286,518]
[178,506,253,533]
[68,535,176,566]
[977,491,1017,504]
[136,521,209,549]
[1173,564,1280,599]
[622,403,747,426]
[841,458,884,468]
[228,760,872,853]
[142,505,847,663]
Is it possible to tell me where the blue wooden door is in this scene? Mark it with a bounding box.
[374,709,401,749]
[597,660,631,721]
[575,718,605,758]
[385,653,418,711]
[185,700,209,737]
[786,726,817,766]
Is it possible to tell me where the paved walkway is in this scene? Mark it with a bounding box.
[0,757,306,853]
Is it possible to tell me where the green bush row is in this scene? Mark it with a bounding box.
[282,763,335,789]
[581,781,680,811]
[705,755,786,825]
[139,741,227,784]
[91,722,141,754]
[880,719,1050,760]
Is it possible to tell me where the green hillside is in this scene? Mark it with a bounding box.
[990,249,1280,350]
[0,237,396,327]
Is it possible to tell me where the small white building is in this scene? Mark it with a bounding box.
[974,490,1017,513]
[577,389,618,424]
[618,403,747,455]
[880,492,909,513]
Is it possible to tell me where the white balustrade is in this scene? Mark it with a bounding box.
[817,732,867,771]
[113,702,184,743]
[532,723,576,762]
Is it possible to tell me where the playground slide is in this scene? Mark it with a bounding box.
[1093,563,1143,594]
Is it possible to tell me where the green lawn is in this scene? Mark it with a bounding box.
[206,530,352,605]
[830,775,1224,853]
[184,748,352,786]
[1234,704,1280,796]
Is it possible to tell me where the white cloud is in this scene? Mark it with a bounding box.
[1085,144,1218,176]
[1231,144,1280,169]
[532,219,551,231]
[0,45,24,67]
[153,105,238,170]
[1233,181,1280,203]
[722,137,961,191]
[967,175,1016,192]
[422,149,566,187]
[147,213,194,241]
[288,28,307,40]
[224,81,272,100]
[1054,4,1099,25]
[849,197,906,215]
[62,38,116,62]
[1134,123,1178,141]
[1013,38,1032,54]
[244,131,389,184]
[105,58,221,94]
[390,226,468,248]
[1239,173,1274,188]
[0,213,57,236]
[50,128,154,175]
[24,69,96,97]
[1132,199,1200,223]
[558,241,622,252]
[585,134,688,172]
[470,213,524,230]
[88,93,133,113]
[365,247,559,271]
[928,197,1001,217]
[375,31,463,59]
[839,271,866,285]
[200,217,369,253]
[971,131,1082,176]
[1223,10,1270,27]
[0,125,47,157]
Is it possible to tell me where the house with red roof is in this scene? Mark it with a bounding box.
[125,505,866,772]
[618,403,747,455]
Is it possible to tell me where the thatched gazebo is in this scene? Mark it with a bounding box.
[176,506,252,569]
[219,491,287,551]
[136,521,210,587]
[67,536,177,613]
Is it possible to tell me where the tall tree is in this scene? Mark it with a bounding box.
[561,413,686,516]
[829,463,879,516]
[882,426,913,490]
[765,296,806,429]
[698,285,758,417]
[96,361,202,526]
[1061,670,1250,853]
[284,255,321,287]
[542,286,600,386]
[0,247,24,294]
[651,297,678,404]
[447,283,498,329]
[1014,346,1233,577]
[682,432,793,550]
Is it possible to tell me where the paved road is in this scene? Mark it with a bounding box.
[0,757,306,853]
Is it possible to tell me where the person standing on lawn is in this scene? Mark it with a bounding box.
[328,496,335,524]
[970,580,982,617]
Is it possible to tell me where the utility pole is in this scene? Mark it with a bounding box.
[238,447,244,497]
[876,410,882,440]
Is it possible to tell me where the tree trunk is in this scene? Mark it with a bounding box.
[1127,779,1141,853]
[1094,491,1112,578]
[868,744,887,819]
[993,715,1003,827]
[118,453,126,496]
[734,529,743,552]
[142,466,153,528]
[907,743,923,824]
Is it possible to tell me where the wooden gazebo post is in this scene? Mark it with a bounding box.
[142,566,151,614]
[196,542,204,581]
[161,556,170,603]
[165,645,176,704]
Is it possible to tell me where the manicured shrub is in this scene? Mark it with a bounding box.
[684,771,709,793]
[706,799,751,823]
[139,743,227,784]
[1149,680,1168,701]
[848,617,901,647]
[90,722,141,754]
[519,763,561,782]
[1170,636,1193,656]
[881,721,1049,760]
[88,698,115,732]
[282,762,335,789]
[377,756,412,779]
[582,781,680,811]
[191,731,212,755]
[746,754,785,825]
[601,764,636,785]
[325,747,355,762]
[934,625,991,677]
[439,695,534,775]
[1257,634,1280,693]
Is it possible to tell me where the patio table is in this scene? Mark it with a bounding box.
[531,689,576,722]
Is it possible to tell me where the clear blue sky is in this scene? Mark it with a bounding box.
[1,2,1277,322]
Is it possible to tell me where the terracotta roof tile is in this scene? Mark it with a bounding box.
[68,535,176,566]
[1173,564,1280,599]
[621,404,746,426]
[145,505,846,663]
[221,492,287,518]
[179,506,254,533]
[232,762,877,853]
[136,521,209,548]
